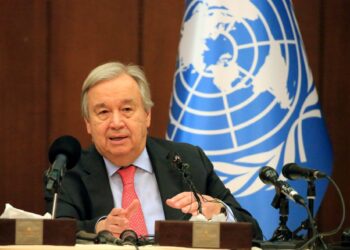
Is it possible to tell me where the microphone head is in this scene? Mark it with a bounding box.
[282,163,301,180]
[282,162,326,180]
[259,166,279,185]
[120,229,138,244]
[167,151,182,165]
[48,135,81,169]
[167,151,187,172]
[97,230,121,244]
[282,162,313,180]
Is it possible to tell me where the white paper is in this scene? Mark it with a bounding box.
[0,203,51,219]
[189,213,226,222]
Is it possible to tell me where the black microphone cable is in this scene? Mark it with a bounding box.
[76,229,155,249]
[296,175,346,250]
[96,230,140,250]
[295,200,318,249]
[137,234,155,246]
[319,175,347,238]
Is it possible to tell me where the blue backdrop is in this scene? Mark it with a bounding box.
[167,0,333,239]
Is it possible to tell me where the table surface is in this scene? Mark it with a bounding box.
[0,244,262,250]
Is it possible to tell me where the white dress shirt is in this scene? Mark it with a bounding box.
[103,148,165,235]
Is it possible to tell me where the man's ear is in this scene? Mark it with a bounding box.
[84,118,92,135]
[146,110,151,128]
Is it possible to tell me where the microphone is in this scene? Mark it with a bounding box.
[120,229,138,245]
[98,230,144,245]
[46,135,81,192]
[282,163,327,181]
[167,152,203,214]
[259,166,306,205]
[97,230,122,245]
[48,135,81,169]
[76,230,100,244]
[168,151,190,175]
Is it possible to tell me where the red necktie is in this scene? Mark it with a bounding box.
[118,165,148,236]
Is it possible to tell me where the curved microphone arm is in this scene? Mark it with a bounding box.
[190,185,203,215]
[171,153,203,215]
[296,202,318,250]
[178,162,203,215]
[296,175,346,250]
[321,176,346,237]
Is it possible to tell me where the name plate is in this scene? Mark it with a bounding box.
[155,220,252,250]
[16,219,43,245]
[193,222,220,248]
[0,219,76,245]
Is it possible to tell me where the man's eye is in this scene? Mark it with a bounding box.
[122,107,133,112]
[96,110,110,120]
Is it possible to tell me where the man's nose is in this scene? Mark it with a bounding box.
[109,112,124,128]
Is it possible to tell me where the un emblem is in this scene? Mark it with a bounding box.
[167,0,332,216]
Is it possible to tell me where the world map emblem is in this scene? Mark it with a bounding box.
[167,0,333,236]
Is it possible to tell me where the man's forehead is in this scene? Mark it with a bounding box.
[91,98,136,108]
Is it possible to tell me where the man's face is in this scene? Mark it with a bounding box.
[84,74,151,166]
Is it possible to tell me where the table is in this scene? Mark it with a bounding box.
[0,244,262,250]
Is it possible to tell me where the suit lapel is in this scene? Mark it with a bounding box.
[79,140,189,220]
[81,146,114,215]
[146,137,188,220]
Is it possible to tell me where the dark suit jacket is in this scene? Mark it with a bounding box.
[45,136,262,239]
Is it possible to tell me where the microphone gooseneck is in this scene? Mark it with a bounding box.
[168,152,203,214]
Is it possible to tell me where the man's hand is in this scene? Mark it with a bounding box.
[166,192,225,220]
[95,199,139,238]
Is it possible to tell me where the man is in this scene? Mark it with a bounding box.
[45,61,263,240]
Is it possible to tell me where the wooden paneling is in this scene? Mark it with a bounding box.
[292,0,350,240]
[0,0,349,243]
[0,0,48,214]
[318,0,350,240]
[142,0,185,138]
[48,0,140,148]
[293,0,322,91]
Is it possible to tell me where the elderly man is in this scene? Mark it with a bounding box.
[45,61,263,240]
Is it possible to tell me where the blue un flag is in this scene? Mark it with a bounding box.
[167,0,333,238]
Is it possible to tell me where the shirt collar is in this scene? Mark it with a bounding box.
[104,148,153,177]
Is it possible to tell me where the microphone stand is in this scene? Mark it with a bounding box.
[292,179,316,239]
[258,191,305,249]
[45,162,66,219]
[292,179,328,249]
[307,180,316,239]
[307,181,328,249]
[270,192,292,241]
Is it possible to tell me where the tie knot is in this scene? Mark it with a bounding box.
[118,165,136,185]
